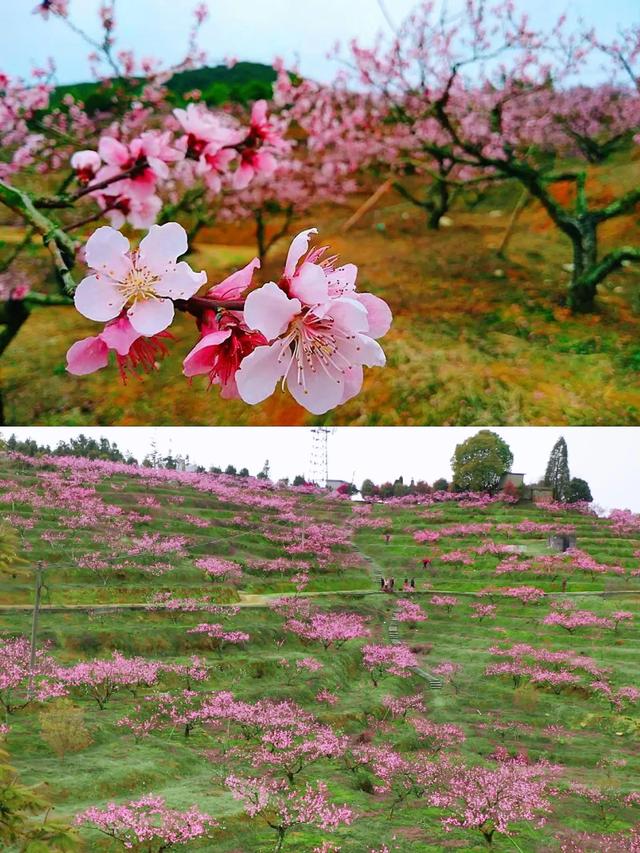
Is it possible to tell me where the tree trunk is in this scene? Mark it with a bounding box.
[0,299,30,425]
[568,221,599,312]
[426,179,450,229]
[255,211,267,267]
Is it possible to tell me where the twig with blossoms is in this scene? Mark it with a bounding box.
[63,223,391,412]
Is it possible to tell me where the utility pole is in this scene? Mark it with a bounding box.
[28,561,44,698]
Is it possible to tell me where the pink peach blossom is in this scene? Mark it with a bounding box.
[73,223,206,336]
[66,314,172,380]
[182,258,267,397]
[70,149,102,184]
[235,229,389,413]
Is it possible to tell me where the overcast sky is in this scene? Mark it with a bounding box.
[4,0,638,84]
[3,427,639,513]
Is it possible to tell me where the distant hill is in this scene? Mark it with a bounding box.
[49,61,277,113]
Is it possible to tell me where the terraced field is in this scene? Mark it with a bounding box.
[1,454,639,851]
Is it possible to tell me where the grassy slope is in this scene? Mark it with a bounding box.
[1,153,639,425]
[1,456,639,851]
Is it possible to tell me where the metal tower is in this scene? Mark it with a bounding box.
[309,428,332,488]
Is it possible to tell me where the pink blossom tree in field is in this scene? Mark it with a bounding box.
[611,610,634,632]
[225,775,353,853]
[194,556,243,584]
[501,587,546,606]
[381,693,426,720]
[75,795,219,850]
[429,760,562,846]
[542,607,614,634]
[0,636,63,713]
[430,595,458,614]
[356,745,444,816]
[119,689,208,740]
[277,656,323,687]
[394,599,428,624]
[58,652,162,709]
[485,642,607,694]
[431,661,462,693]
[187,622,250,654]
[361,644,418,687]
[284,610,371,650]
[590,681,640,712]
[248,721,349,785]
[411,719,466,754]
[470,603,497,622]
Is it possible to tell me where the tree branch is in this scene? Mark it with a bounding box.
[0,181,78,295]
[594,187,640,223]
[35,163,148,209]
[579,246,640,289]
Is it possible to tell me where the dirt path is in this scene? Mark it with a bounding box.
[0,582,637,614]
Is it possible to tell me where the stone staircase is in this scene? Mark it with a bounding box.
[360,552,443,690]
[387,616,443,690]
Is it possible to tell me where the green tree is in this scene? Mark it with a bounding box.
[225,465,238,476]
[257,459,271,480]
[567,477,593,503]
[361,478,376,497]
[39,700,92,762]
[0,745,78,850]
[0,523,22,573]
[451,430,513,494]
[392,477,410,497]
[293,475,307,487]
[433,478,449,492]
[544,437,571,502]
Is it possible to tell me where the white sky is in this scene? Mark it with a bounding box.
[3,0,638,84]
[3,427,640,513]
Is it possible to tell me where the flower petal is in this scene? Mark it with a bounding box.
[207,258,261,300]
[183,329,232,377]
[288,262,329,306]
[127,297,175,336]
[74,274,126,322]
[236,341,287,405]
[325,297,369,334]
[284,228,318,278]
[232,162,254,190]
[251,99,268,125]
[138,222,188,274]
[84,226,131,281]
[356,293,393,338]
[325,263,358,296]
[339,332,386,368]
[154,261,207,300]
[285,356,345,415]
[99,315,140,356]
[66,336,109,375]
[340,364,364,405]
[243,282,301,340]
[98,136,130,168]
